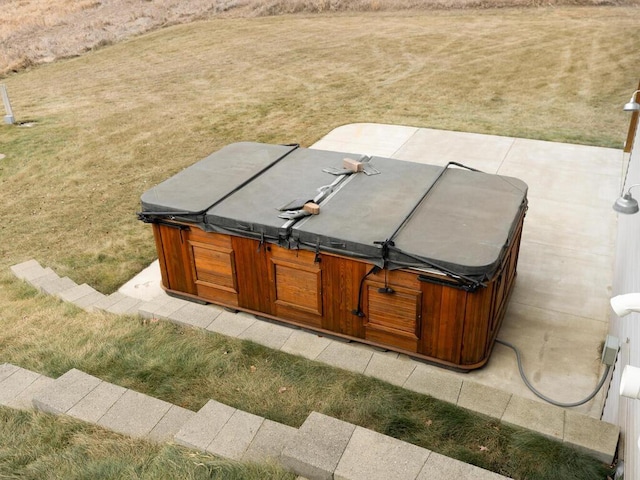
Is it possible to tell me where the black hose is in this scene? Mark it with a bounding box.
[351,265,379,317]
[496,338,611,408]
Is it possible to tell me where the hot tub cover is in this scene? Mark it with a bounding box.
[139,141,528,284]
[140,142,296,221]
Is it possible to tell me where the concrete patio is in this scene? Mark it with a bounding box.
[124,123,621,418]
[310,123,621,418]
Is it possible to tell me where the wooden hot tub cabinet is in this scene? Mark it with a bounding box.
[141,142,527,371]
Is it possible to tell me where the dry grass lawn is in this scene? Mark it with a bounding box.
[2,0,639,75]
[0,406,295,480]
[0,8,638,291]
[0,5,637,479]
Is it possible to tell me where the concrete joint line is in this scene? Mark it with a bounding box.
[312,341,330,360]
[454,381,464,405]
[144,400,175,436]
[71,382,102,414]
[500,396,513,422]
[335,427,358,473]
[390,128,420,159]
[93,386,128,424]
[205,412,236,451]
[496,138,518,174]
[362,352,374,374]
[234,325,252,338]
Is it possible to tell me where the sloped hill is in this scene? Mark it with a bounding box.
[2,0,638,76]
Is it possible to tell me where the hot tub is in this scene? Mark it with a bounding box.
[139,142,527,371]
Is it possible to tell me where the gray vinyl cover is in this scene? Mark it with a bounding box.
[387,168,528,277]
[204,147,347,239]
[140,142,295,221]
[140,142,528,280]
[291,156,444,260]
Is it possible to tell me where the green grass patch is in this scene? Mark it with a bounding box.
[0,277,613,480]
[0,407,294,480]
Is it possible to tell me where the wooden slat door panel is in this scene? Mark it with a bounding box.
[232,237,274,314]
[268,246,322,327]
[187,230,239,306]
[191,244,236,288]
[153,223,197,295]
[363,281,422,352]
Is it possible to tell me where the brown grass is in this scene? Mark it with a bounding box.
[0,0,246,76]
[0,6,633,478]
[0,405,295,479]
[246,0,636,15]
[2,0,639,76]
[1,8,637,292]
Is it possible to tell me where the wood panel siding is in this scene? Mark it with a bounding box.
[153,223,197,295]
[268,246,323,327]
[460,283,494,365]
[419,283,466,364]
[321,255,367,338]
[232,236,274,314]
[152,214,525,370]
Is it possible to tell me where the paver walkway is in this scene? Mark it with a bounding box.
[6,259,620,472]
[1,360,510,480]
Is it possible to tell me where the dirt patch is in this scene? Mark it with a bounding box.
[2,0,638,77]
[1,0,241,76]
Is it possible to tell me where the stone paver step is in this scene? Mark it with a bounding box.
[31,368,194,442]
[8,260,620,466]
[243,419,298,464]
[417,452,511,480]
[139,295,189,320]
[57,283,98,302]
[0,363,54,410]
[10,259,51,282]
[281,412,512,480]
[164,397,296,465]
[75,291,108,311]
[27,269,59,291]
[40,276,78,296]
[4,362,512,480]
[282,412,356,480]
[91,292,130,313]
[334,426,431,480]
[166,301,223,329]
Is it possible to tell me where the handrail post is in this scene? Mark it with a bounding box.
[624,80,640,153]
